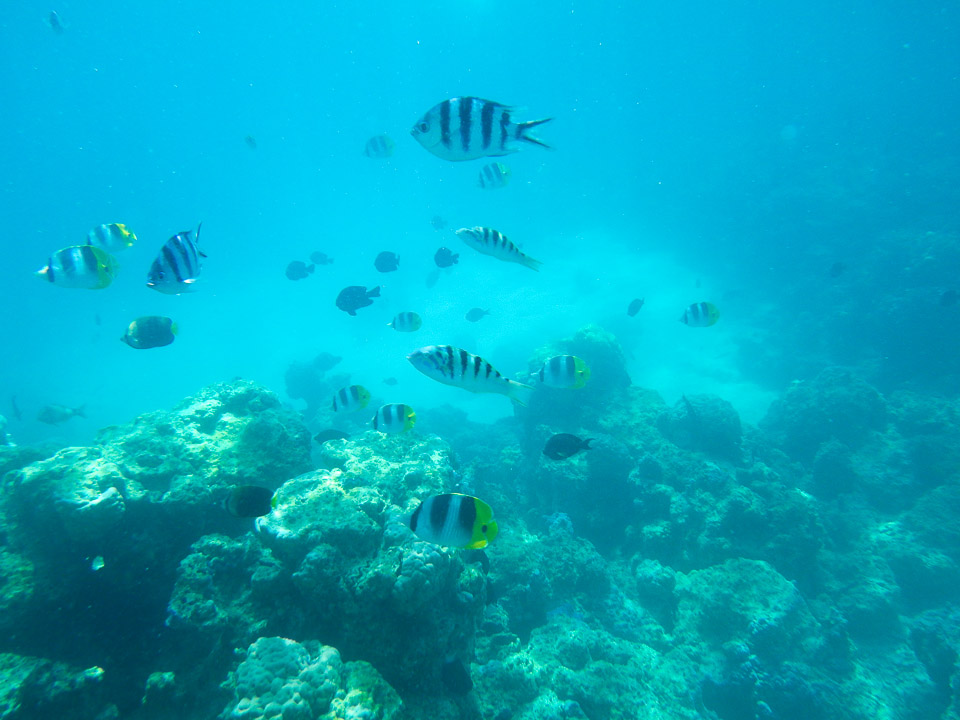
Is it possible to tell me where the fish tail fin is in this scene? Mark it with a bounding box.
[516,118,552,149]
[583,438,594,449]
[369,286,382,298]
[520,255,542,272]
[171,322,179,335]
[75,404,87,418]
[507,380,535,407]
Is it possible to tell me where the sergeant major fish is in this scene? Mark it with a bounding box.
[147,224,205,294]
[456,227,541,271]
[407,345,533,405]
[411,97,551,162]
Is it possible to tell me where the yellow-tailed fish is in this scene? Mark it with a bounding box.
[680,301,720,327]
[37,245,118,289]
[409,493,499,549]
[538,355,590,389]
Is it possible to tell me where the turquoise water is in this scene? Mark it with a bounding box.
[1,2,958,719]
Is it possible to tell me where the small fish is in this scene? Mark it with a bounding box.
[223,485,276,518]
[430,216,447,231]
[408,345,533,405]
[314,428,351,445]
[383,377,399,386]
[456,227,541,271]
[374,251,400,273]
[441,657,473,695]
[37,404,85,425]
[372,403,416,434]
[37,245,119,290]
[86,223,136,253]
[939,290,958,307]
[828,262,847,279]
[285,261,315,280]
[411,97,551,162]
[331,385,371,413]
[538,355,590,389]
[310,251,334,265]
[478,162,511,189]
[364,134,395,159]
[465,308,490,322]
[680,302,720,327]
[313,352,343,372]
[336,285,381,316]
[543,434,593,460]
[409,493,498,549]
[244,135,257,150]
[146,225,205,294]
[627,298,644,317]
[47,10,64,33]
[121,316,178,349]
[434,247,459,268]
[389,312,422,332]
[90,555,105,572]
[9,396,22,422]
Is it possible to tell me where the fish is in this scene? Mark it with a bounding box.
[223,485,276,518]
[47,10,64,33]
[331,385,371,413]
[146,225,205,294]
[336,285,381,315]
[456,227,541,271]
[364,134,395,158]
[389,312,422,332]
[244,135,257,149]
[537,355,590,389]
[310,251,334,265]
[411,97,551,162]
[36,245,119,290]
[478,162,511,189]
[543,434,593,460]
[372,403,416,434]
[407,345,534,405]
[464,308,489,322]
[86,223,136,253]
[90,556,105,572]
[285,261,315,280]
[383,377,399,386]
[461,548,490,574]
[314,429,351,445]
[441,657,473,695]
[9,396,22,422]
[430,216,447,231]
[680,302,720,327]
[434,247,459,268]
[409,493,499,549]
[627,298,644,317]
[121,316,178,350]
[374,251,400,273]
[36,404,85,425]
[939,290,958,307]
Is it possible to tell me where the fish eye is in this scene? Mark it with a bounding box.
[417,122,429,133]
[481,524,488,533]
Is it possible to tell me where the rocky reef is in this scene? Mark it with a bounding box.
[0,329,957,719]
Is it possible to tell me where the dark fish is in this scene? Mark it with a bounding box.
[336,285,381,315]
[146,225,206,294]
[465,308,489,322]
[285,261,315,280]
[310,251,334,265]
[383,377,399,386]
[223,485,276,518]
[313,429,351,445]
[47,10,64,33]
[37,404,86,425]
[440,657,473,695]
[543,433,592,460]
[121,316,177,349]
[430,216,447,230]
[313,353,342,372]
[10,396,22,422]
[940,290,958,307]
[244,135,257,150]
[627,298,644,317]
[434,247,459,268]
[374,252,400,273]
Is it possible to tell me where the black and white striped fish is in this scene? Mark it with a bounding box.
[456,227,541,271]
[407,345,534,405]
[86,223,136,252]
[364,134,395,159]
[411,97,551,162]
[372,403,416,434]
[680,301,720,327]
[389,312,422,332]
[331,385,371,413]
[478,162,511,189]
[146,225,206,294]
[36,245,119,289]
[409,493,499,549]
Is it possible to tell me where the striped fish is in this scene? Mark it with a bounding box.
[372,403,416,434]
[331,385,371,413]
[36,245,119,289]
[364,134,395,158]
[146,224,205,294]
[411,97,551,162]
[407,345,534,405]
[456,227,541,271]
[680,301,720,327]
[409,493,499,549]
[86,223,136,252]
[478,162,511,189]
[538,355,590,389]
[389,312,422,333]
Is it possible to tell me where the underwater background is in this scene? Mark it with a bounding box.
[1,1,959,718]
